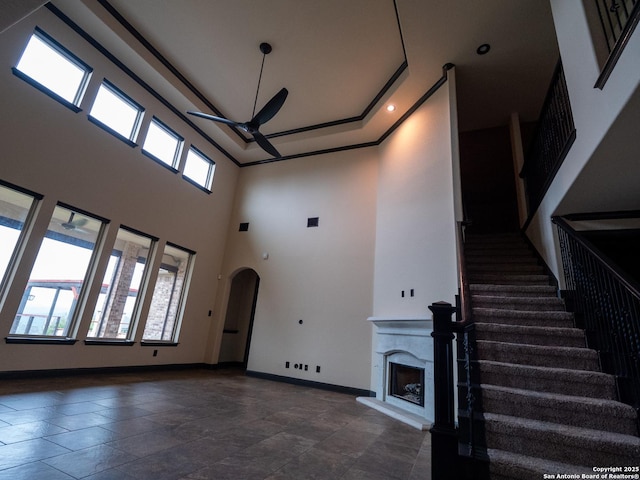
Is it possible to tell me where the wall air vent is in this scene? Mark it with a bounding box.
[307,217,319,228]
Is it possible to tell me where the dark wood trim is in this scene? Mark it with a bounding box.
[5,336,77,345]
[245,370,374,397]
[96,0,409,145]
[87,115,138,148]
[0,178,44,199]
[12,68,83,113]
[43,2,452,166]
[242,65,453,166]
[0,362,208,380]
[84,339,135,346]
[594,1,640,89]
[44,3,240,166]
[140,341,179,347]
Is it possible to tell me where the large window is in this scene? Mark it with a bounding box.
[142,243,193,342]
[0,182,40,297]
[87,227,155,340]
[183,147,215,192]
[89,80,144,145]
[142,117,183,170]
[9,205,106,338]
[13,27,92,111]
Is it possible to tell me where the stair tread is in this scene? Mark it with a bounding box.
[473,307,573,318]
[475,322,584,337]
[477,360,615,383]
[480,383,637,414]
[482,412,640,446]
[487,448,595,475]
[477,340,593,355]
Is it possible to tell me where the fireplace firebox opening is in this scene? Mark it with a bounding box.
[389,362,424,407]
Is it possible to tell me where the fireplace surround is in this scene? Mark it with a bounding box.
[357,316,433,430]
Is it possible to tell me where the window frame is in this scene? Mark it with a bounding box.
[85,225,158,344]
[0,180,43,313]
[141,242,195,345]
[12,27,93,113]
[6,203,110,343]
[182,146,215,193]
[141,117,184,172]
[88,79,145,147]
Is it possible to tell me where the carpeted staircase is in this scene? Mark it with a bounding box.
[464,232,640,479]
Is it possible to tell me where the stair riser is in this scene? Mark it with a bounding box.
[468,264,545,274]
[483,424,640,466]
[481,392,638,435]
[473,314,574,329]
[470,286,558,298]
[469,275,550,285]
[475,330,585,347]
[478,369,616,399]
[466,255,539,264]
[472,299,565,311]
[476,345,599,371]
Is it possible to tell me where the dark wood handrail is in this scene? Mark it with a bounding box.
[456,220,473,328]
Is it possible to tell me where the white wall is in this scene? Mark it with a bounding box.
[0,8,238,371]
[373,81,459,317]
[213,149,378,390]
[525,0,640,280]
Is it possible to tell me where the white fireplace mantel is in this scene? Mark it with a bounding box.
[357,314,434,430]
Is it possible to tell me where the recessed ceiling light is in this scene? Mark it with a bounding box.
[386,104,396,112]
[476,43,491,55]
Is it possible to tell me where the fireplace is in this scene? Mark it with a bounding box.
[357,316,433,430]
[389,362,424,407]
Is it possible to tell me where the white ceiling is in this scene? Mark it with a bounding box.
[28,0,560,165]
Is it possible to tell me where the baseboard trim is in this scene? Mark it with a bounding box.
[245,370,374,397]
[0,362,209,380]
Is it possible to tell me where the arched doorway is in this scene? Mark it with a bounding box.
[219,268,260,369]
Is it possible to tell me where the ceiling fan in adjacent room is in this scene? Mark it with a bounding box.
[188,42,288,158]
[61,212,88,232]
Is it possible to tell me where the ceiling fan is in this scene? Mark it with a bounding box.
[61,212,88,232]
[188,42,288,158]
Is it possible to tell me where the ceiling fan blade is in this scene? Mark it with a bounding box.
[253,131,281,158]
[251,88,288,127]
[187,111,240,128]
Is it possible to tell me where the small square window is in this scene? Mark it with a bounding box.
[13,27,92,111]
[183,147,215,192]
[142,117,183,170]
[89,80,144,146]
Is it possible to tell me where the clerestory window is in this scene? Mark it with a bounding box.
[183,146,215,192]
[12,27,92,111]
[89,80,144,146]
[142,117,184,170]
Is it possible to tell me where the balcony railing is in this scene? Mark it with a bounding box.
[520,60,576,219]
[594,0,640,88]
[553,214,640,419]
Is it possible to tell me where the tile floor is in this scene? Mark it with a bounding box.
[0,369,431,479]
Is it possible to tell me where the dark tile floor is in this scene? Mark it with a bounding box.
[0,369,431,479]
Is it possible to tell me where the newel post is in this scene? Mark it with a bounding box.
[429,301,459,478]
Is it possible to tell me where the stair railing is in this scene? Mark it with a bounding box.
[520,59,576,219]
[430,221,486,479]
[553,214,640,425]
[594,0,640,88]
